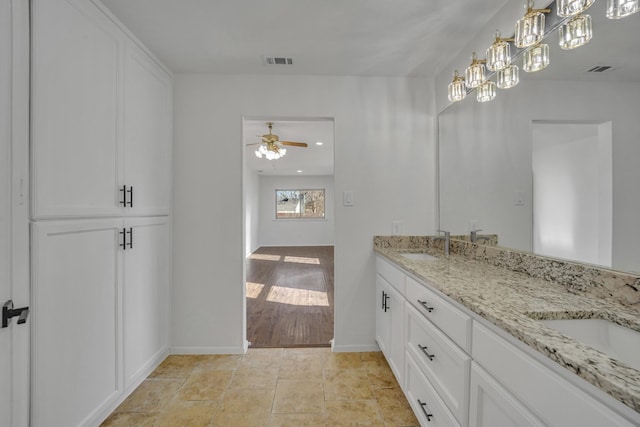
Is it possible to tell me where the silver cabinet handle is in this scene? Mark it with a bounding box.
[418,344,435,361]
[417,399,433,422]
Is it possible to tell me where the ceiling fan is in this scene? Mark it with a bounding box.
[248,122,308,159]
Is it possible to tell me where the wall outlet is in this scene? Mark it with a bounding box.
[514,190,525,206]
[392,221,402,235]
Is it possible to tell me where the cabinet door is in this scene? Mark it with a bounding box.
[31,0,123,218]
[122,217,170,388]
[386,283,405,384]
[375,275,391,355]
[122,44,172,216]
[469,363,544,427]
[31,219,123,427]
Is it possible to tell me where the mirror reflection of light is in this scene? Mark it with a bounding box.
[266,285,329,307]
[247,253,281,261]
[283,256,320,265]
[246,282,265,299]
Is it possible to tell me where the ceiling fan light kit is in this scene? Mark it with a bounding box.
[250,122,308,160]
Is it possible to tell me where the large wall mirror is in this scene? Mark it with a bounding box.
[438,0,640,274]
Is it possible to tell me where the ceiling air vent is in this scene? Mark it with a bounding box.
[587,65,613,73]
[263,56,294,66]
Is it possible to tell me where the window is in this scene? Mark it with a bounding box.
[276,189,325,219]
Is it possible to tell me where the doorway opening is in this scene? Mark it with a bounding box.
[532,121,612,267]
[242,118,335,348]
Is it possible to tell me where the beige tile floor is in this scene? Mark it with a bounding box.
[101,348,419,426]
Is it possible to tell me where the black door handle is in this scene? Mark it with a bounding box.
[2,300,29,328]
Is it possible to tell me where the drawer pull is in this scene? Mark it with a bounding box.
[418,344,435,361]
[417,299,434,312]
[417,399,433,422]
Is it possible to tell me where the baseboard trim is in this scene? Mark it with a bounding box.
[331,343,380,353]
[170,346,246,355]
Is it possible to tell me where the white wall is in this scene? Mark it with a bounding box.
[173,74,436,353]
[258,175,334,247]
[438,79,640,273]
[244,169,260,255]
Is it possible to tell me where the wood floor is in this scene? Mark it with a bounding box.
[246,246,334,348]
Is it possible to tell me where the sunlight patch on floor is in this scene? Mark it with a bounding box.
[266,285,329,306]
[246,282,265,298]
[248,253,282,261]
[284,256,320,265]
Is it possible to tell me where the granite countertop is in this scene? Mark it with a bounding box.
[374,246,640,414]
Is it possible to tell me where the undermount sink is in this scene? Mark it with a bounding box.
[540,318,640,371]
[400,252,438,261]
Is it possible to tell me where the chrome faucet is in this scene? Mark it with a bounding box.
[434,230,450,255]
[470,229,491,243]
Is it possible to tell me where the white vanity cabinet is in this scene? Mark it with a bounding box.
[31,0,172,219]
[375,254,640,427]
[375,257,405,384]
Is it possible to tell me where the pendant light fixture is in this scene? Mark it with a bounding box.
[477,81,497,102]
[448,70,467,102]
[515,0,551,48]
[523,43,550,72]
[606,0,639,18]
[559,14,593,49]
[486,30,514,71]
[465,52,487,89]
[557,0,595,17]
[497,65,520,89]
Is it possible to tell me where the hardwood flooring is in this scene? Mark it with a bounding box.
[246,246,334,348]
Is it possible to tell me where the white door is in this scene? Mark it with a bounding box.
[1,1,30,426]
[32,219,123,427]
[123,44,172,216]
[123,217,170,388]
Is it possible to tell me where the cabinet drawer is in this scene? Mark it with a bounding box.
[406,304,470,426]
[377,256,405,294]
[473,322,638,427]
[405,352,461,427]
[406,276,472,352]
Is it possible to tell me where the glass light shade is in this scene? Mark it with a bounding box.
[606,0,639,18]
[255,145,285,160]
[477,81,497,103]
[448,70,467,102]
[559,14,592,50]
[523,43,549,72]
[515,9,545,48]
[497,65,520,89]
[486,31,512,71]
[557,0,595,17]
[465,53,486,89]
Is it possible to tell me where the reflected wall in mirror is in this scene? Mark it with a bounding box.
[438,0,640,274]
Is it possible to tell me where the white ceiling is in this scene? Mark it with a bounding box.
[100,0,512,77]
[244,119,334,176]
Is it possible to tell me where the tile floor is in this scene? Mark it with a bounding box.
[101,348,419,426]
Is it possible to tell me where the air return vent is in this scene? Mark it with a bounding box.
[587,65,613,73]
[263,56,294,66]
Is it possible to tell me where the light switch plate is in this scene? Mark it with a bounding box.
[343,191,354,206]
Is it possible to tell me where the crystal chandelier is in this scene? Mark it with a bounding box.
[606,0,639,18]
[465,52,487,89]
[523,43,550,72]
[559,14,593,49]
[486,31,513,71]
[557,0,595,17]
[477,81,497,102]
[448,70,467,102]
[515,0,551,48]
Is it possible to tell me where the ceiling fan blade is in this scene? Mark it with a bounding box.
[246,142,261,146]
[280,141,308,147]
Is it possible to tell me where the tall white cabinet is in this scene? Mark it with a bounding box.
[30,0,173,426]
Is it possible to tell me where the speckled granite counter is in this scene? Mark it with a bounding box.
[374,243,640,414]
